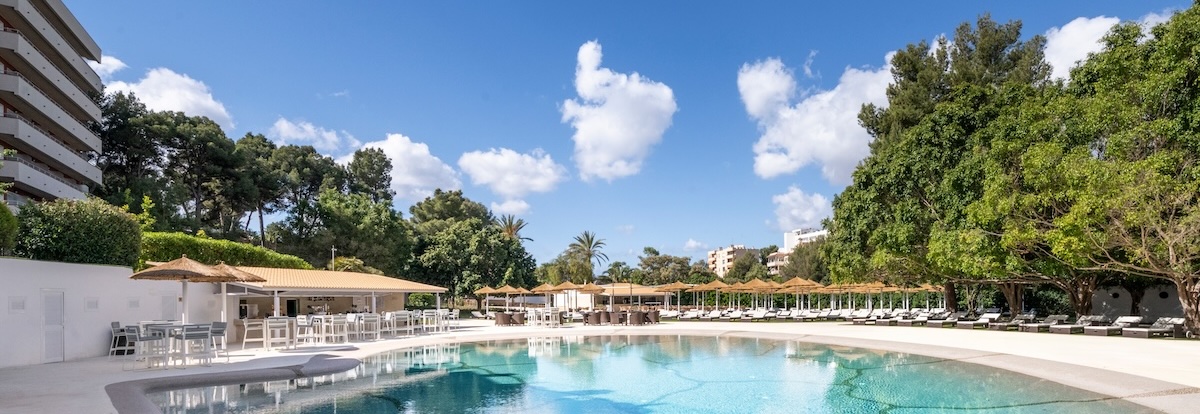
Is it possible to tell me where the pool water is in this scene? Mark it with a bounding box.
[150,335,1156,413]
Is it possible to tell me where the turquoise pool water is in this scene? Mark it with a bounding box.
[150,335,1155,413]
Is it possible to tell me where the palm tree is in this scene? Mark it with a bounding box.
[498,214,531,241]
[569,231,609,279]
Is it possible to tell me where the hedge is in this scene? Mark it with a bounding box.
[15,197,141,267]
[0,205,17,254]
[141,232,313,270]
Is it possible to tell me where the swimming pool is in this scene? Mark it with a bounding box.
[150,335,1155,413]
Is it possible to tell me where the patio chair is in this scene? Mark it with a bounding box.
[988,313,1036,331]
[171,324,214,366]
[109,322,133,359]
[122,325,167,370]
[1084,315,1144,336]
[240,319,265,349]
[295,315,319,345]
[1122,317,1185,338]
[360,314,382,341]
[956,312,1003,329]
[265,318,292,349]
[208,321,229,362]
[925,311,966,328]
[1018,314,1070,332]
[1049,315,1105,334]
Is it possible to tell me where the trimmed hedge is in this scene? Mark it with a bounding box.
[0,205,16,254]
[15,197,141,267]
[141,232,313,270]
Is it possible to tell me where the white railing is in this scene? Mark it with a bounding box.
[1,68,100,144]
[2,112,89,162]
[3,154,82,190]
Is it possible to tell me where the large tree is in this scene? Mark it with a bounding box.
[569,231,608,281]
[234,133,284,245]
[346,147,394,205]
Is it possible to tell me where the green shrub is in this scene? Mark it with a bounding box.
[15,197,141,267]
[141,232,313,270]
[0,205,16,255]
[408,293,433,308]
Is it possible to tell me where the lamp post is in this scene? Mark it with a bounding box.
[330,246,338,270]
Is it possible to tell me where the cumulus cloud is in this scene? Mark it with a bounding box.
[684,238,707,251]
[269,117,360,152]
[561,40,677,182]
[87,55,127,82]
[802,50,819,79]
[739,57,890,184]
[107,68,235,129]
[355,133,461,201]
[772,186,832,232]
[457,148,567,212]
[1044,16,1120,81]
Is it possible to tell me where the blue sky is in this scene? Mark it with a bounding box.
[68,1,1185,266]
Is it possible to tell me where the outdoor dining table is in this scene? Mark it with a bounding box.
[145,322,210,367]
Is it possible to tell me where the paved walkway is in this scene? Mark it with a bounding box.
[2,318,1198,413]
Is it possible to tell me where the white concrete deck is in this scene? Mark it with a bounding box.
[2,318,1198,413]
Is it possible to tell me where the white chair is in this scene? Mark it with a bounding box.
[123,325,167,370]
[208,321,229,362]
[326,315,349,343]
[240,319,265,349]
[264,318,291,350]
[295,315,319,346]
[171,325,214,366]
[360,314,381,341]
[380,312,396,337]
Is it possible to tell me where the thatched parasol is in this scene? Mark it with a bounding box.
[493,285,520,310]
[654,281,691,311]
[211,262,266,322]
[577,282,605,309]
[130,255,239,323]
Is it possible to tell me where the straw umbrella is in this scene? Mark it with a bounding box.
[576,282,605,310]
[211,262,266,322]
[515,287,533,309]
[130,255,239,324]
[474,286,497,314]
[740,278,772,309]
[654,281,690,311]
[493,285,520,311]
[554,281,582,310]
[531,283,561,309]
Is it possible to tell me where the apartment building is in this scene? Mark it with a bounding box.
[0,0,103,209]
[706,244,755,278]
[769,228,829,275]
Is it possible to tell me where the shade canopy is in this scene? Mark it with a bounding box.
[475,286,497,295]
[212,262,266,283]
[654,281,690,292]
[553,281,581,291]
[531,283,561,293]
[493,285,520,294]
[577,282,605,294]
[130,255,239,283]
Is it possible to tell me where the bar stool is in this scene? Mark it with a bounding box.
[240,319,265,350]
[295,315,318,346]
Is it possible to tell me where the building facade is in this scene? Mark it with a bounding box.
[770,228,830,275]
[0,0,103,209]
[706,244,755,278]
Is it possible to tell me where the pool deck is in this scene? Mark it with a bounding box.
[2,318,1199,413]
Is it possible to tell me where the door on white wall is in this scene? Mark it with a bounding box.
[162,295,178,321]
[42,290,65,363]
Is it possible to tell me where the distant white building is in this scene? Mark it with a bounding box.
[770,228,829,275]
[706,245,755,278]
[783,228,828,253]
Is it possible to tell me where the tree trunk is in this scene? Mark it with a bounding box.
[944,281,958,312]
[1128,287,1146,316]
[998,283,1023,316]
[1175,278,1199,337]
[257,206,267,247]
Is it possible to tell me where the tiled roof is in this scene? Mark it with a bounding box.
[233,266,447,294]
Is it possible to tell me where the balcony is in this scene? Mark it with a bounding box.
[30,0,100,62]
[0,0,102,94]
[0,28,101,122]
[0,114,99,184]
[0,154,87,200]
[0,70,100,152]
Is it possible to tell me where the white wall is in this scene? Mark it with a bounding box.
[0,257,225,369]
[1091,286,1184,320]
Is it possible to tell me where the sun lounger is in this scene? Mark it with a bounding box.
[956,312,1003,329]
[699,310,722,321]
[1049,315,1105,334]
[659,310,680,319]
[1017,314,1068,332]
[1083,316,1144,336]
[721,310,744,321]
[896,312,931,326]
[743,310,769,321]
[927,311,967,328]
[876,312,910,326]
[1122,317,1185,338]
[988,313,1034,331]
[678,310,701,320]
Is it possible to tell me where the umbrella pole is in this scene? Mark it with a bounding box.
[221,282,228,323]
[181,280,189,324]
[273,291,280,317]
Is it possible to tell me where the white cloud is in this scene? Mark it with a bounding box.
[802,50,819,79]
[107,68,235,129]
[87,55,126,82]
[684,238,707,251]
[739,56,891,185]
[561,40,677,182]
[458,148,567,201]
[617,224,635,235]
[356,133,461,201]
[1044,16,1120,81]
[490,199,531,215]
[268,117,360,152]
[772,186,832,232]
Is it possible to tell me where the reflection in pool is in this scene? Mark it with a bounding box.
[150,335,1156,413]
